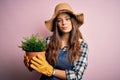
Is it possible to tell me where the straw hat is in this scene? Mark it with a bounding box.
[45,3,84,31]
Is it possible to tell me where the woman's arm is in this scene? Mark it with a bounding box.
[53,69,67,80]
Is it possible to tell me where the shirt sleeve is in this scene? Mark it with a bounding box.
[45,36,51,44]
[66,40,88,80]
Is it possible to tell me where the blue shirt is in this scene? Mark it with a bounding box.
[40,37,88,80]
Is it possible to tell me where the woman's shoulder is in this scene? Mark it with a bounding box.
[79,39,88,48]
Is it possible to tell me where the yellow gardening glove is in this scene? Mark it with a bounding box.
[24,54,33,71]
[30,54,53,77]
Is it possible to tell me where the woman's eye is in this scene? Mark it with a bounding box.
[66,17,70,21]
[57,19,62,22]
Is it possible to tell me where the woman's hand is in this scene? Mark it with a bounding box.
[30,54,53,77]
[23,54,33,71]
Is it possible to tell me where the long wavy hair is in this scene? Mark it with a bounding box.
[45,12,83,66]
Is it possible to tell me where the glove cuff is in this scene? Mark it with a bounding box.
[46,66,54,77]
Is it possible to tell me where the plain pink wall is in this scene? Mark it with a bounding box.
[0,0,120,80]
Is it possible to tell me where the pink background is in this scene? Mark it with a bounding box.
[0,0,120,80]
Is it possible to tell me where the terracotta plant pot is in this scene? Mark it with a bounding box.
[26,51,45,60]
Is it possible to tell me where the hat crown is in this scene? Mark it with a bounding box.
[54,3,73,14]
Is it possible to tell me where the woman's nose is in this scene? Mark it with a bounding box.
[62,19,66,25]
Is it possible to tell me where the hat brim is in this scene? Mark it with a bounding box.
[45,10,84,32]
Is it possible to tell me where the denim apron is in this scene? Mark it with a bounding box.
[40,47,72,80]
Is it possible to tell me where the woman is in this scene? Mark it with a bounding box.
[24,3,88,80]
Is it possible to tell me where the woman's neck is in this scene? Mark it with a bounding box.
[60,33,70,48]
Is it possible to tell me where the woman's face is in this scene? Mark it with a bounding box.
[57,13,72,33]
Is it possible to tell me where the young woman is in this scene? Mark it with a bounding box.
[24,3,88,80]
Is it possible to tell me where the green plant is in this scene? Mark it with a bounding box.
[19,34,47,52]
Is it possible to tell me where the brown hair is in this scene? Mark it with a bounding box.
[45,13,83,66]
